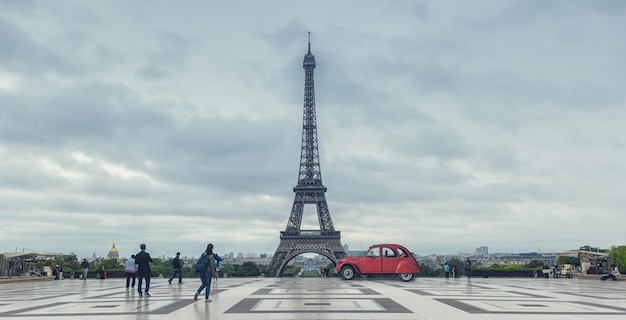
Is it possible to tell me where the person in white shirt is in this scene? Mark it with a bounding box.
[125,254,137,288]
[602,264,621,281]
[609,264,621,280]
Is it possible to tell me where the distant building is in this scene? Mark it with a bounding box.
[1,252,77,277]
[475,246,489,257]
[107,243,119,260]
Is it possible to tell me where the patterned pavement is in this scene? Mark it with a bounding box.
[0,275,625,319]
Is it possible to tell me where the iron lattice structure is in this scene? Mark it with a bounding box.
[267,34,346,277]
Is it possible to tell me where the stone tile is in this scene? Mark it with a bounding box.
[1,276,626,319]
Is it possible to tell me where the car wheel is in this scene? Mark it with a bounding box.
[399,273,414,281]
[341,266,355,280]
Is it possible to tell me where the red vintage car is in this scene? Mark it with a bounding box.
[336,244,421,281]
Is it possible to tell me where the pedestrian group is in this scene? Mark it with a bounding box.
[79,242,222,302]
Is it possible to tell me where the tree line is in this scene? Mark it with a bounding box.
[35,257,296,278]
[27,245,626,278]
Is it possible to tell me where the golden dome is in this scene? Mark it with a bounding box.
[107,243,119,260]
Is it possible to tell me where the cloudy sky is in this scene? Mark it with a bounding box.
[1,1,625,260]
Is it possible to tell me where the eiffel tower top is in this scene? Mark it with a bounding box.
[297,32,324,189]
[303,31,316,68]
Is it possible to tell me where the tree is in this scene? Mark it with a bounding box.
[417,263,438,277]
[97,258,123,271]
[609,246,626,268]
[149,258,172,277]
[283,265,301,277]
[220,263,236,277]
[63,255,80,271]
[525,260,545,269]
[580,245,610,253]
[447,258,464,271]
[240,261,260,276]
[557,256,580,267]
[258,264,271,277]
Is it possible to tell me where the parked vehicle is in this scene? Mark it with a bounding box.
[336,244,421,281]
[561,264,572,276]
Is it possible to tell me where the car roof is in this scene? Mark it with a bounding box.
[369,244,407,248]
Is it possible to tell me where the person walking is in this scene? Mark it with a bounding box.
[125,254,137,289]
[443,262,451,278]
[168,252,183,285]
[52,265,61,280]
[80,259,90,280]
[96,266,106,279]
[553,264,560,278]
[135,243,153,297]
[465,258,472,278]
[209,243,222,279]
[194,244,217,302]
[208,243,223,286]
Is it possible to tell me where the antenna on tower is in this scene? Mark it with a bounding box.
[308,31,311,52]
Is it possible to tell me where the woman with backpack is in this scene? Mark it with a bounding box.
[194,244,217,302]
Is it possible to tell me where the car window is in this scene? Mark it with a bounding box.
[367,248,380,257]
[397,248,408,257]
[382,247,396,257]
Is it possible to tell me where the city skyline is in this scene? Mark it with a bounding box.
[1,1,625,260]
[6,241,601,261]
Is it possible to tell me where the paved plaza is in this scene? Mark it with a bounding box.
[0,276,625,319]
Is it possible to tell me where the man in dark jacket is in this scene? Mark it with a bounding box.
[168,252,183,284]
[135,243,153,297]
[80,259,90,280]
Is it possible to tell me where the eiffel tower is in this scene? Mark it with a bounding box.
[267,33,346,277]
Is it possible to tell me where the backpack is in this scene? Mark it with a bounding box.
[195,252,213,273]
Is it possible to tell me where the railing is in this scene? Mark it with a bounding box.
[281,230,340,238]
